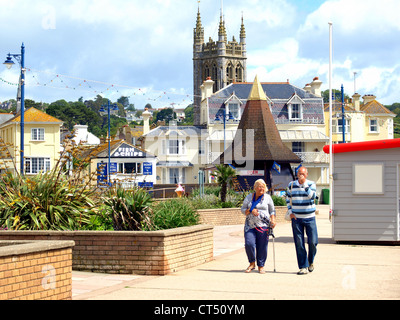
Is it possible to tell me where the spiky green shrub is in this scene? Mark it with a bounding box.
[0,171,97,230]
[0,136,102,231]
[102,187,153,231]
[145,198,199,231]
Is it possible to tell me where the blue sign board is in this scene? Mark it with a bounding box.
[138,182,154,188]
[97,162,117,186]
[143,162,152,175]
[109,162,118,174]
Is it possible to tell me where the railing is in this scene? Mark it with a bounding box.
[275,118,324,124]
[294,152,329,164]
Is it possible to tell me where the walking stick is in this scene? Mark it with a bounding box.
[269,225,276,272]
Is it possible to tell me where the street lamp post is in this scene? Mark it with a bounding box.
[100,100,118,186]
[3,43,25,175]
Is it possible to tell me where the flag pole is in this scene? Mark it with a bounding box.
[328,22,334,223]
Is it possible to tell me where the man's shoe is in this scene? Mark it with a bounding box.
[297,268,308,275]
[308,264,314,272]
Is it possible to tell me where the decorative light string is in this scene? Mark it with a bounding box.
[1,67,198,107]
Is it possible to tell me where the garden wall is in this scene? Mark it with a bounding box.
[0,240,74,300]
[198,206,288,226]
[0,225,213,276]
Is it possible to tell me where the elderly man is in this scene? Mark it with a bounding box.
[286,166,318,275]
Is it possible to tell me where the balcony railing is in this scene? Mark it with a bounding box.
[294,152,329,164]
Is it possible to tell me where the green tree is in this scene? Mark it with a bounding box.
[321,89,350,103]
[183,104,193,125]
[156,108,176,124]
[210,164,237,203]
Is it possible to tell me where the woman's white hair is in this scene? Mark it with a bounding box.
[254,179,268,192]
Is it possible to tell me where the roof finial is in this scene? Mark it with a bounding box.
[248,75,267,101]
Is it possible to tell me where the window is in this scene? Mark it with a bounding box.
[333,118,350,134]
[169,168,179,184]
[292,142,304,153]
[369,119,378,133]
[353,163,384,194]
[228,103,240,120]
[204,64,210,80]
[290,104,302,120]
[118,162,142,174]
[226,64,233,84]
[198,139,205,155]
[162,139,186,155]
[212,63,218,91]
[168,140,179,155]
[31,128,45,141]
[25,157,51,174]
[169,168,185,184]
[235,65,243,82]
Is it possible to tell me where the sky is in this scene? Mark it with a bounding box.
[1,0,400,109]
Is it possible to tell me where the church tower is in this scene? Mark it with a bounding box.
[193,7,247,125]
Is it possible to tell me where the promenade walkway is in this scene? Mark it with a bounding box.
[72,205,400,300]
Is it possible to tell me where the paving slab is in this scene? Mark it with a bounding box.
[72,206,400,300]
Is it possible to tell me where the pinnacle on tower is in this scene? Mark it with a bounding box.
[240,14,246,42]
[194,6,204,43]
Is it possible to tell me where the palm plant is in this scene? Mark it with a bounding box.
[102,187,153,231]
[0,155,99,231]
[0,137,101,230]
[210,164,237,203]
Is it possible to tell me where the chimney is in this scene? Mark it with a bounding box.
[201,77,214,100]
[362,94,376,105]
[352,93,361,111]
[310,77,322,97]
[303,83,312,93]
[142,108,151,135]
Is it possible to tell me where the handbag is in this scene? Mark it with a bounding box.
[285,182,293,221]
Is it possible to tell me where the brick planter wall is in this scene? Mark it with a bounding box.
[198,206,288,226]
[0,240,74,300]
[0,225,213,276]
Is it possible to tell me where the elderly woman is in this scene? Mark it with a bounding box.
[241,179,276,274]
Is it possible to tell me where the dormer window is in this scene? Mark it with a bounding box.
[287,94,305,121]
[290,104,302,120]
[224,93,243,121]
[228,103,240,120]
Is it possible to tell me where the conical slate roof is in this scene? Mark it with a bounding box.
[216,76,301,166]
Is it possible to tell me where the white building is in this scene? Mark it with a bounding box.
[140,77,330,193]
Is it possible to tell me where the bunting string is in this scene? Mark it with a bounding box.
[2,67,195,107]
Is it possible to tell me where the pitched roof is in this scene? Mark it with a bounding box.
[361,100,395,115]
[216,81,320,100]
[144,125,205,137]
[1,107,63,126]
[215,77,301,165]
[89,140,155,159]
[208,82,324,123]
[323,101,357,113]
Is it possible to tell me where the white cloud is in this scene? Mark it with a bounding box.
[1,0,400,106]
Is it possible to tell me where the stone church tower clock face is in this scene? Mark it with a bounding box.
[193,6,247,125]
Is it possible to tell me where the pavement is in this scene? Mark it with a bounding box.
[72,205,400,300]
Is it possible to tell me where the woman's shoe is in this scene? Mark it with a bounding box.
[245,264,255,273]
[258,267,265,274]
[297,268,308,275]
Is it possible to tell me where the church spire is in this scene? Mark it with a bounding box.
[194,5,204,44]
[240,13,246,43]
[218,12,227,41]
